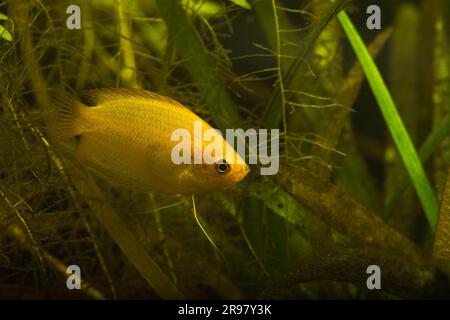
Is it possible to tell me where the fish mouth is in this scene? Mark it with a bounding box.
[231,164,250,182]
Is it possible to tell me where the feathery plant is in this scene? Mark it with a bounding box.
[0,0,449,299]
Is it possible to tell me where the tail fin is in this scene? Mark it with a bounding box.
[49,92,86,142]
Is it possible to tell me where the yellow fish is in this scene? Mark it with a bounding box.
[51,88,249,194]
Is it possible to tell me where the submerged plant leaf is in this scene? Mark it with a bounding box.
[338,10,438,230]
[182,0,225,17]
[0,13,12,42]
[229,0,251,10]
[386,115,450,219]
[0,25,12,42]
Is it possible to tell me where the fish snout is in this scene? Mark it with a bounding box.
[232,163,250,182]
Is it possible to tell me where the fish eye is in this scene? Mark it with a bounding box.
[215,160,230,174]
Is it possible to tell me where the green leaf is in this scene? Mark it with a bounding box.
[182,0,224,17]
[338,10,438,230]
[386,115,450,219]
[229,0,251,9]
[0,13,12,42]
[0,24,12,42]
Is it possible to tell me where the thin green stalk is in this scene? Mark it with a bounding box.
[150,194,178,286]
[75,1,95,91]
[192,194,217,250]
[117,0,138,88]
[84,219,117,299]
[270,0,288,157]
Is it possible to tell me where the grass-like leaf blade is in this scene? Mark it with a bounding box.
[338,11,438,230]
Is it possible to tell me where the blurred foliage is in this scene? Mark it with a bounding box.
[0,0,450,299]
[0,13,12,42]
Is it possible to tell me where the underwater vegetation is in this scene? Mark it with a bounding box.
[1,0,450,299]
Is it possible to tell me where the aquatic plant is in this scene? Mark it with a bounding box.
[0,0,449,299]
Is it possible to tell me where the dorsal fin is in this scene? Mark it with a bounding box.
[82,88,187,109]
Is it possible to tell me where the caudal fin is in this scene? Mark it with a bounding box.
[49,92,86,142]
